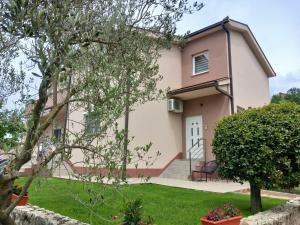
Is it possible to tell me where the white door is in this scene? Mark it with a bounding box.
[186,116,204,159]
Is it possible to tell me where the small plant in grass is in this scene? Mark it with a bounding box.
[122,199,143,225]
[12,184,28,196]
[121,199,155,225]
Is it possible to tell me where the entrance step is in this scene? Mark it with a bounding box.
[160,159,200,180]
[53,161,75,177]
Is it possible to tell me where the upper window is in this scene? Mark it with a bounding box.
[83,111,100,134]
[193,51,209,75]
[53,128,62,142]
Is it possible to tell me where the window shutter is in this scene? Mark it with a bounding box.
[194,52,208,74]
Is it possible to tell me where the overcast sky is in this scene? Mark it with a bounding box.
[177,0,300,95]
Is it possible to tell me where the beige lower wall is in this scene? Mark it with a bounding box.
[127,99,182,169]
[67,99,183,170]
[68,94,230,172]
[182,94,230,162]
[64,94,230,172]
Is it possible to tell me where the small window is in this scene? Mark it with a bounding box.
[53,129,62,142]
[237,106,245,112]
[193,51,209,75]
[83,111,100,134]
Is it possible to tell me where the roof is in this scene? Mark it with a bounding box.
[184,17,276,77]
[168,80,218,96]
[168,78,231,100]
[185,17,231,38]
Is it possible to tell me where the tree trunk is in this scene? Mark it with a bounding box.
[0,180,16,225]
[0,214,16,225]
[121,99,130,181]
[121,75,130,181]
[0,179,13,210]
[250,182,262,213]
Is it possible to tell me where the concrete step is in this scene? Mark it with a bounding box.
[19,161,35,173]
[53,161,74,177]
[160,159,200,180]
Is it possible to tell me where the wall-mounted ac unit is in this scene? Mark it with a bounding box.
[167,99,183,113]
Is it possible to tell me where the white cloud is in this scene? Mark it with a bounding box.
[270,70,300,95]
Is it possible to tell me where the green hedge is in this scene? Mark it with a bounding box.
[213,103,300,190]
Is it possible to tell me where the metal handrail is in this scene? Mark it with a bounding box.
[188,138,205,178]
[0,159,8,175]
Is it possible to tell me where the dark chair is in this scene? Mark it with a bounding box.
[193,160,218,182]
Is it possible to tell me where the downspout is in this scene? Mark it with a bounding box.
[222,17,235,114]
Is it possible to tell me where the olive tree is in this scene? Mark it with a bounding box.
[213,103,300,213]
[0,104,24,151]
[0,0,203,224]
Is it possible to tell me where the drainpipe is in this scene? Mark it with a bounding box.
[222,17,235,114]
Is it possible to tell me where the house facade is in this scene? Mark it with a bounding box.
[112,17,274,177]
[23,17,276,178]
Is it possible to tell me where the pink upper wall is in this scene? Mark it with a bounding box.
[181,30,229,87]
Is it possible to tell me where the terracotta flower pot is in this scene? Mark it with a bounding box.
[11,193,29,206]
[201,216,242,225]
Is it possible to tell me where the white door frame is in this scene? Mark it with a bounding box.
[185,115,204,159]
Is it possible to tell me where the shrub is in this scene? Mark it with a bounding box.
[123,199,143,225]
[213,103,300,213]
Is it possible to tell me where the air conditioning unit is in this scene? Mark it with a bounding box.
[167,99,183,113]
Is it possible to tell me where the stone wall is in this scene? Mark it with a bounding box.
[12,205,89,225]
[241,198,300,225]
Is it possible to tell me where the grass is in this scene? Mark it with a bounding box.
[18,177,284,225]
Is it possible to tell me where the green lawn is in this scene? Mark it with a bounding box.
[18,178,284,225]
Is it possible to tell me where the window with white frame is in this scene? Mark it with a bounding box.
[83,111,100,134]
[193,51,209,75]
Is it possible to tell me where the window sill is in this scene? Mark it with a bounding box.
[192,70,209,76]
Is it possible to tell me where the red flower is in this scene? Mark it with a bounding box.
[204,203,240,222]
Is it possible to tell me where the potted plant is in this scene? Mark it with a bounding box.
[201,203,241,225]
[11,184,29,206]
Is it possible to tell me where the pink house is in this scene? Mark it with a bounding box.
[23,17,276,179]
[69,17,276,178]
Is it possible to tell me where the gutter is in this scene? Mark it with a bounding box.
[221,17,235,114]
[185,20,226,38]
[168,80,217,96]
[215,84,232,98]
